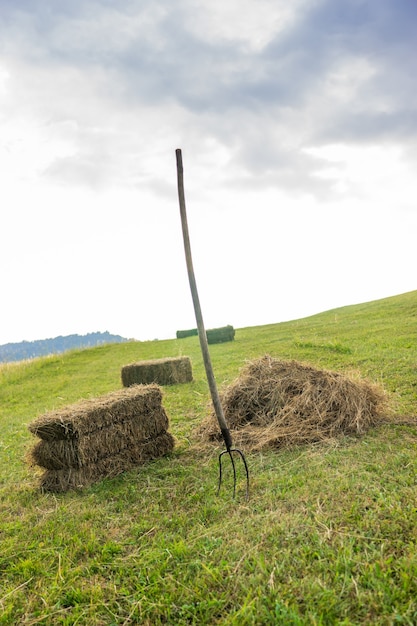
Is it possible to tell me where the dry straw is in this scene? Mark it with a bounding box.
[121,356,193,387]
[197,355,389,451]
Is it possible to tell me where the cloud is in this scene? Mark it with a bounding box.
[1,0,416,198]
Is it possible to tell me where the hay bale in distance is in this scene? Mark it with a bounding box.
[197,355,388,451]
[121,356,193,387]
[27,384,175,492]
[206,325,235,345]
[176,328,198,339]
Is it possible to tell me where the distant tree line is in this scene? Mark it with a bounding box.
[0,332,129,363]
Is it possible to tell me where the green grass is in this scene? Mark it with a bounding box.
[0,290,416,625]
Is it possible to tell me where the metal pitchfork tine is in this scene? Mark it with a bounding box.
[175,148,249,500]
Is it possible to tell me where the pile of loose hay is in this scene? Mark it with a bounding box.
[197,355,389,451]
[28,384,175,492]
[121,356,193,387]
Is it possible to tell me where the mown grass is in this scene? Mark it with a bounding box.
[0,290,416,624]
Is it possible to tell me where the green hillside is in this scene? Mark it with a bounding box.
[0,291,416,624]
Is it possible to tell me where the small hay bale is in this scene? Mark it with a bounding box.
[176,328,198,339]
[206,325,235,345]
[197,355,389,451]
[28,384,164,441]
[38,432,175,492]
[29,407,169,469]
[121,356,193,387]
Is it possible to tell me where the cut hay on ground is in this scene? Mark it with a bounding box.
[27,384,175,492]
[197,355,389,451]
[121,356,193,387]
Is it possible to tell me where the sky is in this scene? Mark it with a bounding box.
[1,0,416,345]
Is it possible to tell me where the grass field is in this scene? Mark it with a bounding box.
[1,290,416,625]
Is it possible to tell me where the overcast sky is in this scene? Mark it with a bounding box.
[1,0,416,345]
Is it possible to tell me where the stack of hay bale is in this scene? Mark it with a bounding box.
[28,384,174,492]
[121,356,193,387]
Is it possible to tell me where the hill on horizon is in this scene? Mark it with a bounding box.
[0,331,130,363]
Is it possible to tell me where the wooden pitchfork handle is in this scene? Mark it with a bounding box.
[175,149,249,499]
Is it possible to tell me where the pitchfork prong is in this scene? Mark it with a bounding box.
[217,448,250,500]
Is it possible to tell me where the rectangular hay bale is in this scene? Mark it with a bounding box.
[206,325,235,345]
[38,432,175,492]
[176,328,198,339]
[28,384,163,441]
[29,407,169,469]
[121,356,193,387]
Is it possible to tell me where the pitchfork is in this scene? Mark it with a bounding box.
[175,148,249,499]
